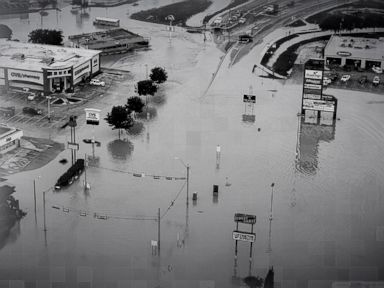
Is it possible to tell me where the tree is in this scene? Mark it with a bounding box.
[104,106,134,138]
[150,67,168,84]
[0,24,12,39]
[126,96,145,115]
[28,29,63,45]
[137,80,158,96]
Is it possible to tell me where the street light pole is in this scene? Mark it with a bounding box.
[46,96,52,122]
[186,164,190,206]
[43,191,47,231]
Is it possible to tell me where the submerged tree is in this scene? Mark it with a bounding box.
[28,29,63,45]
[137,79,158,97]
[126,96,145,116]
[104,105,134,139]
[150,67,168,84]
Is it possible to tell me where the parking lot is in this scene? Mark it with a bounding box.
[323,67,384,93]
[0,69,131,131]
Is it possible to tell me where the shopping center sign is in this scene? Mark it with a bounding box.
[85,108,101,125]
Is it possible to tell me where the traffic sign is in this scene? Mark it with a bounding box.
[234,213,256,224]
[232,230,256,242]
[243,94,256,103]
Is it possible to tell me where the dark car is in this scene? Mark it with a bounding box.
[359,75,367,85]
[23,107,42,115]
[328,72,339,81]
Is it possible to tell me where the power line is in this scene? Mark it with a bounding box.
[161,181,187,219]
[88,165,186,181]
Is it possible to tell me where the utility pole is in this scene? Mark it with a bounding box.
[186,165,190,206]
[158,208,161,254]
[43,191,47,231]
[33,179,37,218]
[47,96,52,122]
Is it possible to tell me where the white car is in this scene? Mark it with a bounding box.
[27,93,36,101]
[90,79,105,86]
[373,76,380,86]
[372,66,383,74]
[340,75,351,82]
[239,18,246,24]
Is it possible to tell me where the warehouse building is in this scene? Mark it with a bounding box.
[68,28,149,55]
[0,125,23,154]
[0,39,101,94]
[324,35,384,69]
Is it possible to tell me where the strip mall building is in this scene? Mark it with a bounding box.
[0,39,101,94]
[324,35,384,69]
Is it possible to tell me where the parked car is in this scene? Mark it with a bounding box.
[359,75,367,85]
[23,107,42,115]
[238,17,247,24]
[341,75,351,82]
[323,77,331,86]
[27,93,36,101]
[90,79,105,86]
[373,76,380,86]
[372,66,383,74]
[328,72,339,81]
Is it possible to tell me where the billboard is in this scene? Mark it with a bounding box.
[85,108,101,125]
[232,231,256,242]
[303,59,324,102]
[243,94,256,103]
[8,69,43,85]
[303,99,335,112]
[234,213,257,224]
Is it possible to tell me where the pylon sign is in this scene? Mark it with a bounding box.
[301,59,337,119]
[85,108,101,125]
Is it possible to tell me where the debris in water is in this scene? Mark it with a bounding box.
[59,158,68,164]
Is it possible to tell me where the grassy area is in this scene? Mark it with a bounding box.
[272,36,330,76]
[287,19,306,27]
[202,0,248,24]
[260,34,299,66]
[130,0,212,26]
[306,0,384,24]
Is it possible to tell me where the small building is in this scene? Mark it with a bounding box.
[0,125,23,154]
[68,28,149,55]
[324,35,384,69]
[0,39,101,94]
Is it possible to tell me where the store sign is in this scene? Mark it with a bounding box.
[234,213,257,224]
[8,69,43,84]
[73,62,90,79]
[337,51,352,57]
[233,231,256,242]
[67,142,79,150]
[85,108,101,125]
[304,83,322,90]
[305,70,322,80]
[0,130,23,146]
[304,78,321,85]
[303,93,321,100]
[243,94,256,103]
[303,99,335,112]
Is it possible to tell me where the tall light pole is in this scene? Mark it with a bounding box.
[175,157,190,206]
[46,96,52,122]
[33,176,41,223]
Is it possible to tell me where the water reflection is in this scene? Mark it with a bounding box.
[0,185,25,250]
[107,138,134,160]
[295,113,336,175]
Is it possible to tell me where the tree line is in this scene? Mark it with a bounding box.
[105,67,168,138]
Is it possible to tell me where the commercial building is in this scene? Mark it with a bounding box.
[0,126,22,154]
[68,28,149,55]
[0,39,101,94]
[324,35,384,69]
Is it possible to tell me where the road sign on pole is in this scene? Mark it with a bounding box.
[243,94,256,103]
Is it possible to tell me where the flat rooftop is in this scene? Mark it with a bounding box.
[68,28,143,46]
[0,39,100,72]
[325,35,384,60]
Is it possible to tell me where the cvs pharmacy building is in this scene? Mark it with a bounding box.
[0,39,101,94]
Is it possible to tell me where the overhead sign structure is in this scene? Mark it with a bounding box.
[67,142,79,150]
[243,94,256,103]
[234,213,257,224]
[85,108,101,125]
[233,231,256,243]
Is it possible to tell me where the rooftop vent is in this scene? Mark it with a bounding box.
[41,57,54,64]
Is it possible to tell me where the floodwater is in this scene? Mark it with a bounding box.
[1,2,384,287]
